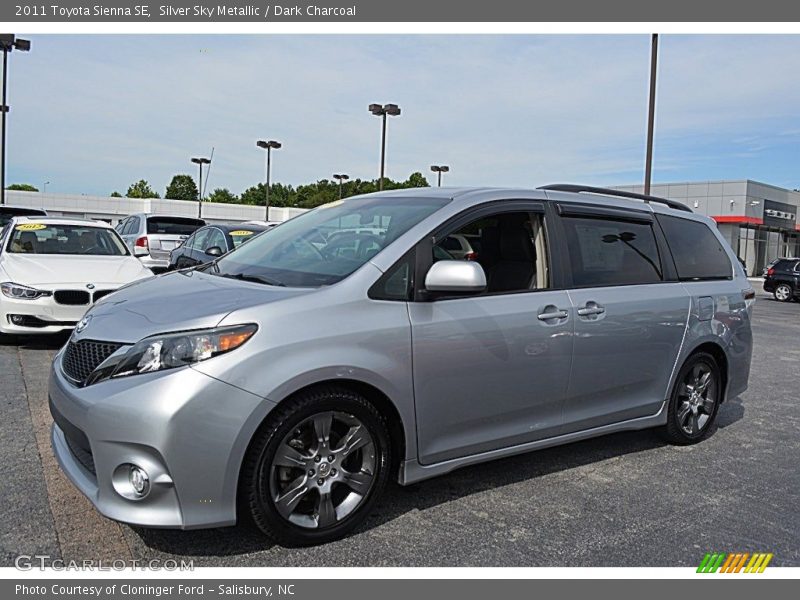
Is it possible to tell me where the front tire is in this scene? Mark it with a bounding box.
[240,386,391,546]
[659,352,722,445]
[774,283,793,302]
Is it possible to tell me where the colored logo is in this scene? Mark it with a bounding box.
[697,552,773,573]
[15,223,47,231]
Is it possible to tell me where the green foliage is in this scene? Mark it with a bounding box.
[6,183,38,192]
[237,172,430,210]
[165,174,198,201]
[126,180,160,199]
[206,188,239,204]
[110,191,123,198]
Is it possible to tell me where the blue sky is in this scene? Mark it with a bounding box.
[6,34,800,196]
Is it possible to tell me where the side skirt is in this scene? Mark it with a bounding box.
[398,401,667,485]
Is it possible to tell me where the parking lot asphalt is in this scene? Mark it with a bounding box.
[1,289,798,567]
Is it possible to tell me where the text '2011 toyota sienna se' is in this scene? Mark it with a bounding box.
[49,185,754,546]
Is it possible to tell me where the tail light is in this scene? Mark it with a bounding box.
[464,251,478,261]
[767,267,775,277]
[134,236,149,250]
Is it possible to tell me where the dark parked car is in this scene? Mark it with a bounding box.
[168,223,268,270]
[0,206,47,227]
[763,258,800,302]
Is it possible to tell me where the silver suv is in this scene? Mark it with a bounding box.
[50,185,754,546]
[116,214,205,272]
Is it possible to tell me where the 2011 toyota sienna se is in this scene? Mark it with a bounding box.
[49,185,755,546]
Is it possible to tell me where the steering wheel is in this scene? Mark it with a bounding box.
[294,236,327,261]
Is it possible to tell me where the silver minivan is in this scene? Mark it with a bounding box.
[50,186,754,546]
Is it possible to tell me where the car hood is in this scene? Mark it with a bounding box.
[74,269,313,344]
[0,253,151,287]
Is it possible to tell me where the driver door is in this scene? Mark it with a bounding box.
[408,202,573,465]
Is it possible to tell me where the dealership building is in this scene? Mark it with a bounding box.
[2,190,307,227]
[614,179,800,275]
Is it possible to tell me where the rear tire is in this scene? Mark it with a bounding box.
[240,386,390,547]
[774,283,793,302]
[659,352,722,445]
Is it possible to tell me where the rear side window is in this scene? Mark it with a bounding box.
[146,217,204,235]
[562,217,662,287]
[657,215,732,281]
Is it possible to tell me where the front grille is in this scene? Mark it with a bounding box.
[64,432,96,475]
[7,314,77,328]
[54,290,90,305]
[49,396,96,476]
[92,290,114,302]
[62,339,123,385]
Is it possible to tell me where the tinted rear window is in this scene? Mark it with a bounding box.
[0,208,47,227]
[146,217,204,235]
[562,217,663,287]
[657,215,732,281]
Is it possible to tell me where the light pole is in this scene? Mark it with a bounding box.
[333,173,349,199]
[191,157,211,218]
[644,33,658,196]
[430,165,449,187]
[43,181,49,193]
[0,35,31,206]
[369,103,401,191]
[257,140,281,221]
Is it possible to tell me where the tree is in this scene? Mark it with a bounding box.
[126,180,160,199]
[110,191,123,198]
[206,188,238,204]
[240,183,294,207]
[164,174,198,201]
[6,183,38,192]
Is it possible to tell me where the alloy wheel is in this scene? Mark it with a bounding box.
[269,411,376,529]
[775,284,792,302]
[676,362,718,436]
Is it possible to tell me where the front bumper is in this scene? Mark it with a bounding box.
[48,349,272,529]
[0,295,88,334]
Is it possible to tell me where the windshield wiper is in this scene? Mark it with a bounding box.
[218,272,286,287]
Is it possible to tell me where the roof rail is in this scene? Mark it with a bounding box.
[538,184,693,213]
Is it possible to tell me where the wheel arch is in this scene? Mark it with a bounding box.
[233,377,407,520]
[681,340,730,403]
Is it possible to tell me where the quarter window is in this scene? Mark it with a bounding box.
[657,215,732,281]
[562,217,662,287]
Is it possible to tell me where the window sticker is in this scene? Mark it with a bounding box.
[15,223,47,231]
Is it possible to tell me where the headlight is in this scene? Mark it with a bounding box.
[1,282,52,300]
[110,324,257,379]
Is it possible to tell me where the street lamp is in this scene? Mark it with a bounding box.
[0,34,31,206]
[332,173,349,199]
[644,33,658,196]
[43,181,49,193]
[256,140,281,221]
[369,103,401,191]
[191,157,211,218]
[430,165,449,187]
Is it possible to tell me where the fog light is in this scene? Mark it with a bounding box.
[10,315,24,325]
[129,465,150,497]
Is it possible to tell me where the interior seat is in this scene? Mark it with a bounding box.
[487,218,537,293]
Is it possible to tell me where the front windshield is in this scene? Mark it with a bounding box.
[211,196,449,287]
[7,223,129,256]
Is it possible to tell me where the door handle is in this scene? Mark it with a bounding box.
[577,303,605,317]
[537,307,569,321]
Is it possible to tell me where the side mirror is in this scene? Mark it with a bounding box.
[205,246,223,257]
[425,260,486,294]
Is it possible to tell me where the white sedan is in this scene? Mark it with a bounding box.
[0,217,153,336]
